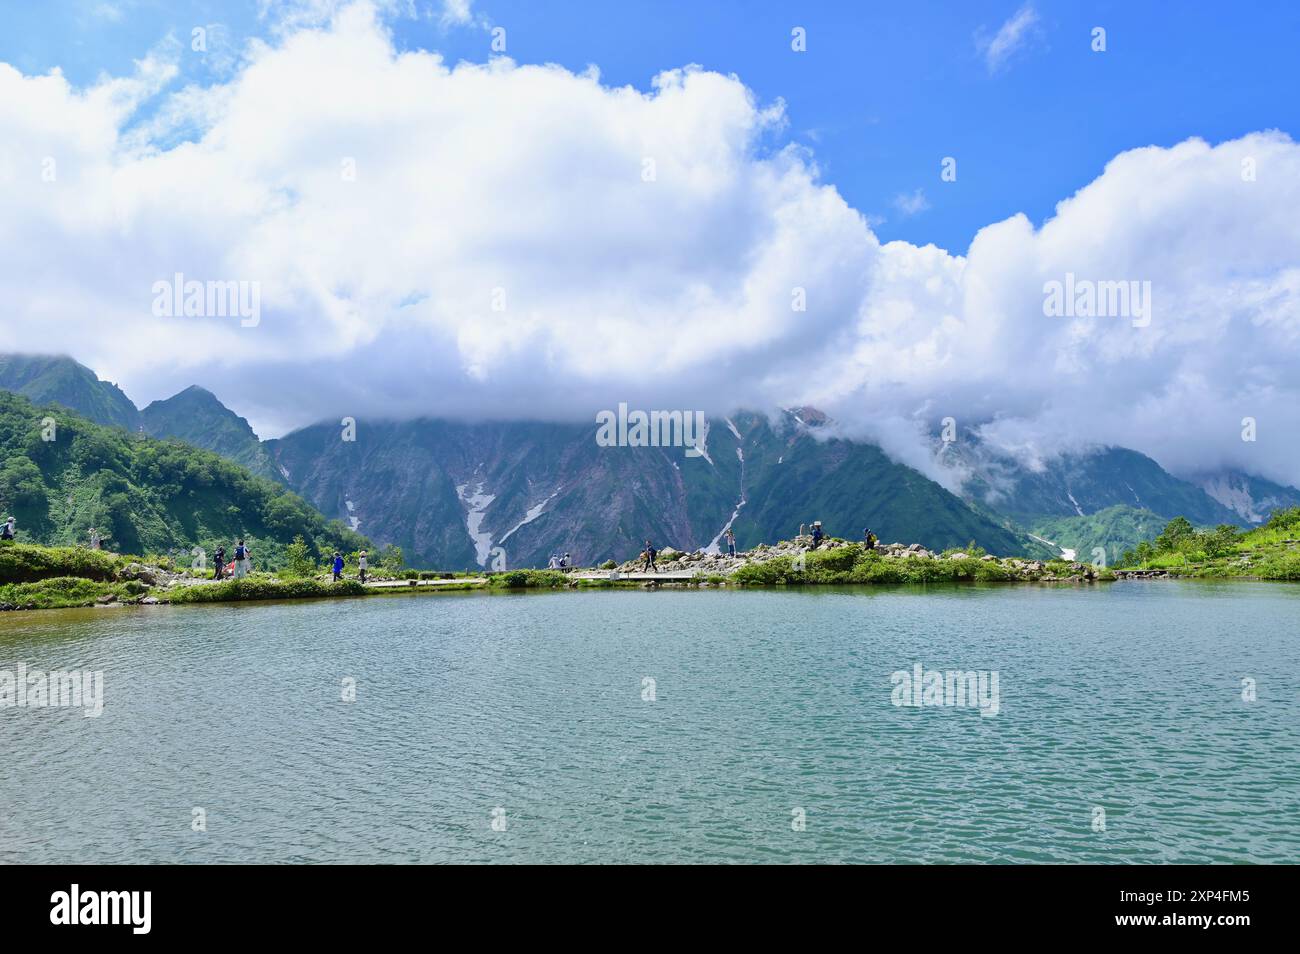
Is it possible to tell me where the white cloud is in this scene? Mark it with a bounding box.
[438,0,473,28]
[892,187,930,216]
[1,0,1298,492]
[978,3,1041,73]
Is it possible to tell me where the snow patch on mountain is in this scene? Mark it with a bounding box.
[456,482,497,566]
[499,488,562,544]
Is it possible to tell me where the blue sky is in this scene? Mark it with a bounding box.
[4,0,1298,252]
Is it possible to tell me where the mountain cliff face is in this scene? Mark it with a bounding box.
[1191,471,1300,524]
[266,409,1034,569]
[948,442,1242,526]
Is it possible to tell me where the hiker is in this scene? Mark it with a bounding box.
[724,527,737,557]
[88,527,101,550]
[234,539,250,578]
[1,516,14,541]
[213,544,226,579]
[561,552,571,569]
[642,540,658,573]
[810,521,824,550]
[331,551,344,582]
[864,528,878,550]
[547,554,559,569]
[358,550,368,583]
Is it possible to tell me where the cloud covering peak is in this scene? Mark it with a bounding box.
[0,1,1297,489]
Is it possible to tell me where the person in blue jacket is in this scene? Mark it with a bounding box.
[331,551,344,581]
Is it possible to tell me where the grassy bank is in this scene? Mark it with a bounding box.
[1115,509,1300,580]
[13,517,1300,615]
[168,577,368,603]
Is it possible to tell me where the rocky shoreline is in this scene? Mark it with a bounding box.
[609,536,1109,584]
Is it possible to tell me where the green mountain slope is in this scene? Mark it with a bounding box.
[0,389,366,566]
[141,385,282,482]
[717,412,1036,557]
[1027,505,1166,565]
[0,353,140,431]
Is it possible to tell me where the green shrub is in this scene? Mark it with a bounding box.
[0,543,119,584]
[169,577,367,604]
[489,570,567,589]
[1257,551,1300,581]
[282,535,316,578]
[0,576,129,609]
[731,556,797,585]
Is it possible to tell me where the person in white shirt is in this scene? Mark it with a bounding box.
[358,550,368,583]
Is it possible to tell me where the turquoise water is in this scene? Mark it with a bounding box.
[1,581,1298,863]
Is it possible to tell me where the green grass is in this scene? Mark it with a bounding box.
[0,576,142,610]
[1115,509,1300,581]
[168,576,368,604]
[729,545,1103,586]
[487,569,569,589]
[0,541,120,584]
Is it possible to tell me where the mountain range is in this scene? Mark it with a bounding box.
[3,353,1297,569]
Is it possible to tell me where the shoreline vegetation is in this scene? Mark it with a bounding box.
[2,507,1298,613]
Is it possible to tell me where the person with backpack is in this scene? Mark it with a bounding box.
[1,516,14,541]
[642,540,658,573]
[331,551,344,582]
[234,539,250,578]
[724,528,737,557]
[810,521,824,550]
[213,544,226,579]
[561,553,571,569]
[358,550,368,583]
[863,528,877,550]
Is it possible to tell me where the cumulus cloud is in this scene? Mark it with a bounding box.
[0,0,1298,491]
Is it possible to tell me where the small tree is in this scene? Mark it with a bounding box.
[284,535,315,578]
[1201,524,1242,558]
[1154,517,1196,553]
